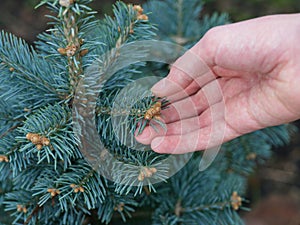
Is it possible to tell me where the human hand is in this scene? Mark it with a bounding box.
[136,14,300,154]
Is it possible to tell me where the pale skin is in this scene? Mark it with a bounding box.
[136,14,300,154]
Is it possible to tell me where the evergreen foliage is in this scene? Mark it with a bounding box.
[0,0,294,224]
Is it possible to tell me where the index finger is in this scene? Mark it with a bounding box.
[151,49,216,99]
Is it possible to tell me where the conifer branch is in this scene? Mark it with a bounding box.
[1,59,59,96]
[0,124,21,139]
[58,3,85,100]
[24,204,42,225]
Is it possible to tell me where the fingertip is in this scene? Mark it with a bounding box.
[151,78,166,97]
[151,136,183,154]
[151,77,185,98]
[151,137,166,153]
[135,126,152,145]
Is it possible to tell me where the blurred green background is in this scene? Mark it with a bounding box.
[0,1,299,224]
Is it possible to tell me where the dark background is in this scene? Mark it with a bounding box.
[0,0,300,224]
[1,0,299,44]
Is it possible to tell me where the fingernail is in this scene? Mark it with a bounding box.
[151,79,166,94]
[151,137,164,151]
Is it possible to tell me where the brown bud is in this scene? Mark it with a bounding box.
[17,204,23,212]
[79,49,89,57]
[232,205,238,210]
[0,155,9,162]
[58,47,67,55]
[48,188,60,197]
[154,106,161,113]
[114,203,125,211]
[41,137,50,146]
[133,5,143,14]
[144,114,152,120]
[154,102,162,111]
[149,167,157,174]
[36,144,43,150]
[138,172,145,181]
[231,191,242,211]
[9,67,14,72]
[79,186,85,192]
[59,0,74,7]
[31,134,41,145]
[153,115,161,120]
[143,168,151,178]
[26,133,33,140]
[155,102,162,107]
[137,14,149,21]
[66,44,77,57]
[22,207,28,213]
[148,108,156,115]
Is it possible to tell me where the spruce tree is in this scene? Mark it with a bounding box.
[0,0,293,224]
